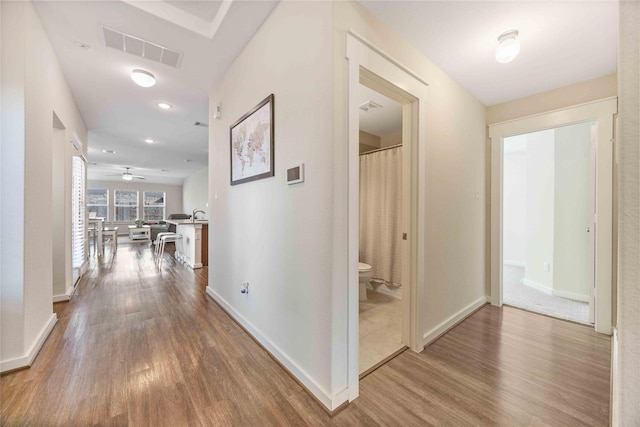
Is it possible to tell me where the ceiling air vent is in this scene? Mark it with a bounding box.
[194,121,209,128]
[103,27,182,68]
[359,100,383,112]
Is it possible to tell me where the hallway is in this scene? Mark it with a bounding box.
[0,242,611,426]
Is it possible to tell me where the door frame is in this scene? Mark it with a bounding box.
[488,97,617,334]
[346,32,429,400]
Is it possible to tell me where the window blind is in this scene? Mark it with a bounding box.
[72,156,86,279]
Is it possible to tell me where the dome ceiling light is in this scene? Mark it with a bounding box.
[130,69,156,87]
[495,29,520,64]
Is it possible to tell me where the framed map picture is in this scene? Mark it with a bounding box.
[230,94,274,185]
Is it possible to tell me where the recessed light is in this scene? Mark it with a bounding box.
[102,149,116,154]
[157,102,172,109]
[144,138,155,144]
[161,169,170,172]
[131,69,156,87]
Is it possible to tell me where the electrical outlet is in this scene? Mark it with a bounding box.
[543,262,550,272]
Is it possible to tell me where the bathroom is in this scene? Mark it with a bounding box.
[358,83,404,375]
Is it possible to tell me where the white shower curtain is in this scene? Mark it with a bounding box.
[359,146,402,285]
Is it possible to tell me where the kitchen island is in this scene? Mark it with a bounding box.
[164,219,208,269]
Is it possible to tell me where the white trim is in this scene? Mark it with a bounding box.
[522,278,590,302]
[489,97,617,335]
[52,294,70,303]
[422,297,489,346]
[551,289,589,302]
[52,283,77,303]
[347,31,430,87]
[0,314,57,373]
[205,286,346,411]
[503,259,525,267]
[611,327,619,427]
[488,97,617,127]
[346,32,429,403]
[122,0,233,39]
[522,278,553,295]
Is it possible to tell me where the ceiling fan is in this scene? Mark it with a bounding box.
[108,167,145,181]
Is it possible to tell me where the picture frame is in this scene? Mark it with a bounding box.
[230,94,275,185]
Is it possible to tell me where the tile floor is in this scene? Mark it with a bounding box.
[503,265,591,325]
[359,289,403,374]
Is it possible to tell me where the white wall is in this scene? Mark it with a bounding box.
[52,127,67,300]
[523,130,555,289]
[380,130,402,147]
[553,122,592,300]
[1,1,87,371]
[182,167,208,219]
[88,180,183,232]
[209,0,486,409]
[334,0,487,401]
[503,140,527,266]
[615,1,640,424]
[208,0,336,407]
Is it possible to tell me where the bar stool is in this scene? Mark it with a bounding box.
[156,233,183,266]
[154,232,176,258]
[102,227,118,253]
[88,225,97,255]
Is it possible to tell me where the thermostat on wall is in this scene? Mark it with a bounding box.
[287,163,304,185]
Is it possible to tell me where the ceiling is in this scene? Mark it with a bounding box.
[34,1,617,184]
[359,85,402,137]
[357,1,618,106]
[34,0,278,185]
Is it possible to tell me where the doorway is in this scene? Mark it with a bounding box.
[358,83,404,375]
[501,121,596,324]
[346,32,429,401]
[489,97,617,334]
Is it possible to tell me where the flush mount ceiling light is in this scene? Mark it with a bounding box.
[130,69,156,87]
[157,102,172,109]
[144,138,155,144]
[102,149,116,154]
[495,29,520,64]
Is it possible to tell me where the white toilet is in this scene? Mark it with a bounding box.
[358,262,374,301]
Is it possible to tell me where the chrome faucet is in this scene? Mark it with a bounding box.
[192,209,206,223]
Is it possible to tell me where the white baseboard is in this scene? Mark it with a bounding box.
[522,278,553,295]
[0,313,57,373]
[503,259,525,267]
[423,296,489,346]
[52,294,70,303]
[522,279,589,302]
[205,286,346,411]
[611,327,619,427]
[551,289,589,302]
[53,283,77,303]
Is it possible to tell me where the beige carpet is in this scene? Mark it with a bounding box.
[503,265,590,325]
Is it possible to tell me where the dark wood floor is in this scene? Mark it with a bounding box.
[1,242,611,426]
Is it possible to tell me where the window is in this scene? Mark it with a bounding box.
[72,156,86,282]
[115,190,138,221]
[87,189,109,220]
[144,191,165,221]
